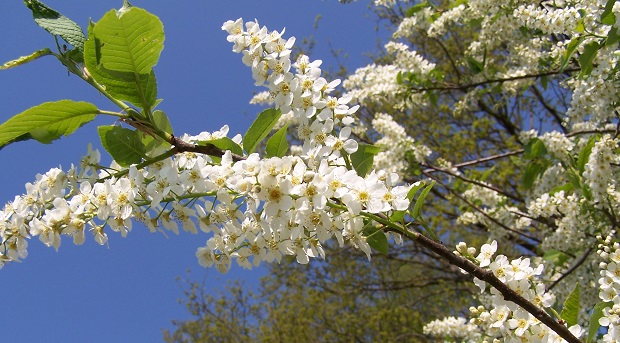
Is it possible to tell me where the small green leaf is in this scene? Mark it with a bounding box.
[523,160,548,189]
[561,36,586,70]
[362,226,388,254]
[466,56,484,74]
[524,138,547,159]
[406,1,430,17]
[412,181,435,218]
[98,125,146,167]
[350,143,380,177]
[542,250,570,267]
[266,124,289,158]
[601,0,617,25]
[198,137,243,156]
[24,0,86,52]
[406,182,425,201]
[0,48,53,70]
[577,135,597,173]
[243,108,282,154]
[561,283,580,327]
[575,18,586,33]
[549,183,575,196]
[579,42,600,77]
[605,27,620,47]
[588,302,613,342]
[389,210,405,222]
[0,100,98,149]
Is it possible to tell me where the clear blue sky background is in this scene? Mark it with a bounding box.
[0,1,383,342]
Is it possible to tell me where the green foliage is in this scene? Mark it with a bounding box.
[412,181,435,219]
[350,143,380,177]
[265,124,289,158]
[243,108,282,154]
[140,110,172,152]
[98,125,146,167]
[363,226,389,254]
[198,137,243,157]
[589,302,613,342]
[24,0,86,54]
[0,100,98,149]
[84,4,163,110]
[561,284,581,327]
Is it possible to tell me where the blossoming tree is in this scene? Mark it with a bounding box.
[2,0,620,342]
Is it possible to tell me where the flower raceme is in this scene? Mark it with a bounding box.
[0,19,412,273]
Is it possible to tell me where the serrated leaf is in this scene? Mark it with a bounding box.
[24,0,85,52]
[561,283,580,327]
[0,48,53,70]
[542,250,570,267]
[579,42,600,77]
[362,226,388,254]
[588,301,613,342]
[0,100,98,149]
[84,5,163,109]
[412,181,435,218]
[350,143,380,177]
[243,108,282,154]
[266,124,289,158]
[198,137,243,156]
[98,125,146,167]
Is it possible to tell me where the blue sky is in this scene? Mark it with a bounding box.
[0,1,383,342]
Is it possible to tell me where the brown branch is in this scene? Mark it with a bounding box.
[170,135,245,162]
[410,67,581,93]
[389,227,582,343]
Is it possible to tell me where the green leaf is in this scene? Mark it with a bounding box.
[243,108,282,154]
[561,36,586,71]
[362,226,388,254]
[588,302,613,342]
[98,125,146,167]
[0,100,98,149]
[141,110,172,152]
[605,27,620,47]
[577,135,597,173]
[549,183,575,196]
[523,160,548,189]
[406,1,430,17]
[389,210,405,222]
[466,56,484,74]
[350,143,380,177]
[412,181,435,218]
[84,5,164,109]
[406,182,425,201]
[24,0,86,52]
[579,42,600,77]
[524,138,547,159]
[542,250,570,267]
[199,137,243,156]
[266,124,289,158]
[0,48,53,70]
[601,0,617,25]
[561,283,580,327]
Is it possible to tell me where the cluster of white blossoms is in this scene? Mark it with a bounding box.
[597,233,620,342]
[449,241,585,342]
[422,316,481,342]
[0,19,414,272]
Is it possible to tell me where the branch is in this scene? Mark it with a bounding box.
[170,135,245,162]
[409,67,581,93]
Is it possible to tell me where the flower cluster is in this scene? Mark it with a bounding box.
[0,21,413,273]
[450,241,585,342]
[597,233,620,342]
